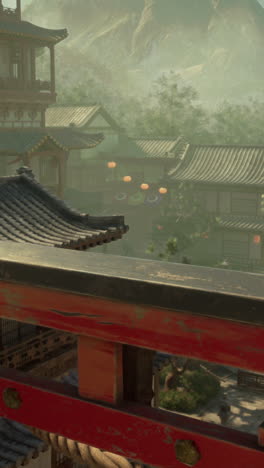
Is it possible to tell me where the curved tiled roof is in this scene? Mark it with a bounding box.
[217,215,264,233]
[0,20,67,44]
[115,135,189,160]
[0,128,104,155]
[46,105,121,130]
[0,169,128,249]
[0,418,47,468]
[46,105,100,128]
[132,136,189,159]
[169,145,264,186]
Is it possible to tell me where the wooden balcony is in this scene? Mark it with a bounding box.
[0,328,77,372]
[0,6,19,20]
[0,77,51,92]
[0,78,55,104]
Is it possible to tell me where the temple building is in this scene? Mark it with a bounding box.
[169,144,264,271]
[0,0,103,198]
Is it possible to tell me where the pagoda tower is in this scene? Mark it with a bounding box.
[0,0,103,196]
[0,0,67,128]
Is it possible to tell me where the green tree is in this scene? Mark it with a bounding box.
[131,72,210,143]
[147,182,215,262]
[210,99,264,145]
[57,70,264,146]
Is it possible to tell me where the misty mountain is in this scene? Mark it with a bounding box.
[24,0,264,102]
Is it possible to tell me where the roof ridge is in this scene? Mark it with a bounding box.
[21,20,68,36]
[132,136,183,141]
[219,214,264,219]
[49,105,99,109]
[191,144,264,149]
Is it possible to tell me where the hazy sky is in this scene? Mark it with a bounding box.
[3,0,264,7]
[4,0,32,7]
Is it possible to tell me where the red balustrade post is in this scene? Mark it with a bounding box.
[78,335,123,405]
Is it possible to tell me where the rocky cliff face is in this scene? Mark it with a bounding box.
[24,0,264,101]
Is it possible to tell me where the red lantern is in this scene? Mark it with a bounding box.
[253,235,261,245]
[107,161,117,169]
[140,183,149,191]
[159,187,168,195]
[123,176,132,182]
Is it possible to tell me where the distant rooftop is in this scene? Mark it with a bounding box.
[0,19,67,44]
[46,106,121,130]
[0,128,104,155]
[131,136,189,159]
[116,135,189,159]
[217,215,264,233]
[169,144,264,187]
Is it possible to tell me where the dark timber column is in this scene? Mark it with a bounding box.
[49,45,55,95]
[123,346,155,406]
[16,0,21,20]
[58,151,68,199]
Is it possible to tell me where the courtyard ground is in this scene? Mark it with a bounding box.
[181,368,264,434]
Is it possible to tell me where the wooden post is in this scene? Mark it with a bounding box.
[123,345,154,405]
[123,346,154,468]
[258,422,264,447]
[50,45,55,94]
[0,319,3,351]
[16,0,21,19]
[78,336,123,405]
[31,47,36,83]
[23,153,30,167]
[58,152,67,199]
[51,448,58,468]
[153,368,160,408]
[21,44,27,89]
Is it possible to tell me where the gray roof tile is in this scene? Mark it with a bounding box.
[169,145,264,186]
[0,128,104,155]
[0,419,47,468]
[132,137,188,158]
[46,106,121,130]
[0,168,128,249]
[116,136,189,160]
[0,19,67,44]
[217,215,264,233]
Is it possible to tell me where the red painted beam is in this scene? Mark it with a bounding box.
[0,369,263,468]
[1,282,264,373]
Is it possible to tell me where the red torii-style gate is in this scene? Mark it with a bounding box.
[0,241,263,467]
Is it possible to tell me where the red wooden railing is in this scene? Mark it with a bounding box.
[0,241,263,467]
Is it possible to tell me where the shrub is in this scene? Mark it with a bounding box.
[159,369,220,413]
[160,390,199,413]
[181,370,220,404]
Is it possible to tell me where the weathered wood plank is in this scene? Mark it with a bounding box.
[0,368,263,468]
[78,336,123,404]
[0,280,264,372]
[0,242,263,325]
